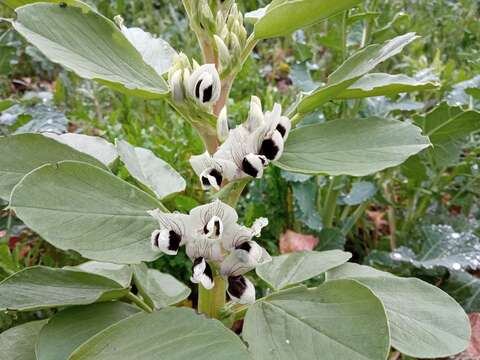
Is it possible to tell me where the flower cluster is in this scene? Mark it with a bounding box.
[190,96,292,190]
[149,200,270,304]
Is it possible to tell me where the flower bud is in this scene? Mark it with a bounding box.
[191,257,214,290]
[187,64,221,105]
[259,129,284,161]
[169,69,185,103]
[214,35,232,69]
[217,106,229,142]
[242,153,268,178]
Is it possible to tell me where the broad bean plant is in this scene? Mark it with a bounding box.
[0,1,472,359]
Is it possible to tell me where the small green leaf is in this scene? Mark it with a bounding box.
[0,266,128,311]
[327,263,471,358]
[116,139,186,199]
[337,73,438,99]
[253,0,363,39]
[13,1,169,98]
[0,133,106,200]
[442,270,480,313]
[243,280,390,360]
[36,302,140,360]
[10,161,162,264]
[298,33,418,113]
[68,308,253,360]
[65,261,133,288]
[256,250,351,290]
[337,181,377,206]
[132,263,190,309]
[0,320,47,360]
[277,118,431,176]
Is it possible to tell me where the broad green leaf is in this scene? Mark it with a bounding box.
[256,250,351,290]
[317,228,346,251]
[415,103,480,167]
[388,224,480,271]
[45,133,118,166]
[327,263,471,358]
[298,33,418,114]
[291,179,322,231]
[253,0,363,39]
[0,320,47,360]
[442,270,480,313]
[243,280,390,360]
[0,99,14,112]
[36,302,140,360]
[132,263,190,309]
[13,1,169,98]
[10,161,162,263]
[65,261,133,288]
[338,181,377,205]
[337,73,438,99]
[69,308,253,360]
[0,266,128,311]
[0,133,105,200]
[116,139,186,199]
[277,118,431,176]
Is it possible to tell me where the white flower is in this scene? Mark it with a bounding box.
[220,240,271,277]
[148,209,190,255]
[227,275,256,304]
[189,199,238,240]
[190,152,237,190]
[190,257,214,290]
[222,217,269,251]
[188,64,221,105]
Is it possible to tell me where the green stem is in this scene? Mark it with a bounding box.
[290,113,304,128]
[198,268,226,319]
[323,177,342,228]
[213,179,251,207]
[340,10,349,62]
[126,292,154,313]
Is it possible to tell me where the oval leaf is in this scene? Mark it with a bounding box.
[277,118,431,176]
[327,263,471,358]
[65,261,133,288]
[256,250,352,290]
[13,1,169,98]
[254,0,362,39]
[132,263,190,309]
[10,161,162,263]
[243,280,390,360]
[0,133,106,200]
[116,139,186,199]
[0,320,47,360]
[0,266,128,311]
[68,307,252,360]
[36,302,140,360]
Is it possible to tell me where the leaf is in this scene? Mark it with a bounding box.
[338,181,377,205]
[0,320,47,360]
[116,139,186,199]
[389,224,480,271]
[0,133,106,200]
[316,227,346,251]
[10,161,162,263]
[256,250,351,290]
[13,104,68,134]
[45,133,118,166]
[442,271,480,313]
[36,302,140,360]
[13,1,169,98]
[415,103,480,167]
[277,118,431,176]
[0,244,19,275]
[243,280,390,360]
[253,0,363,39]
[298,33,418,114]
[291,179,322,231]
[445,75,480,106]
[132,263,190,309]
[68,307,252,360]
[0,266,128,311]
[337,73,438,99]
[65,261,133,288]
[327,263,471,358]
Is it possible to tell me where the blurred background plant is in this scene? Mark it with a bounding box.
[0,1,479,353]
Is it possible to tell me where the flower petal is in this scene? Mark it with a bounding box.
[189,199,238,239]
[190,257,214,289]
[220,241,271,276]
[227,275,256,304]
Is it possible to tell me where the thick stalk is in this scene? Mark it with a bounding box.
[383,177,397,250]
[198,266,226,319]
[323,177,342,228]
[125,292,153,313]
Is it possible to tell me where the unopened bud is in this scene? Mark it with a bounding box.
[217,106,229,142]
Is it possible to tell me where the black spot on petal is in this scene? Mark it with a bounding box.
[204,262,213,282]
[276,124,286,138]
[195,79,203,99]
[202,84,213,102]
[209,168,223,186]
[236,241,251,252]
[193,257,204,268]
[201,176,210,186]
[259,138,279,160]
[214,220,221,236]
[168,230,181,251]
[242,157,259,177]
[153,232,160,247]
[228,275,246,299]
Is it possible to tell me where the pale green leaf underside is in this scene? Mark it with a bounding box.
[65,261,133,288]
[0,133,106,200]
[0,266,128,311]
[327,263,471,358]
[277,118,431,176]
[10,161,162,263]
[13,1,168,98]
[68,308,253,360]
[254,0,363,39]
[243,280,390,360]
[0,320,47,360]
[256,250,351,290]
[36,302,140,360]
